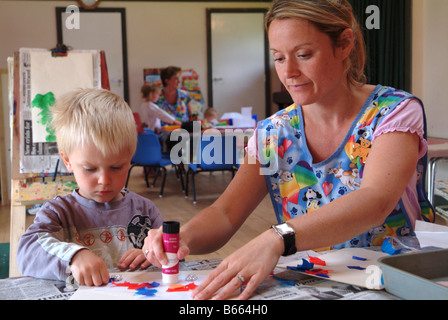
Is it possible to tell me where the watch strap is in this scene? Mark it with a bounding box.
[282,232,297,256]
[272,223,297,256]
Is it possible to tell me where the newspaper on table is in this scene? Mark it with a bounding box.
[0,277,73,300]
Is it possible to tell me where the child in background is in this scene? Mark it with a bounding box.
[17,88,164,286]
[202,107,219,128]
[140,82,181,132]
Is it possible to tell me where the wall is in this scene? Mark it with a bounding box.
[0,0,280,114]
[1,0,447,132]
[412,0,448,139]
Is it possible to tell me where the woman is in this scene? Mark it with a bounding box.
[157,66,191,123]
[143,0,433,300]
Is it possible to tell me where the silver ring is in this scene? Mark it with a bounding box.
[236,274,245,284]
[144,249,149,257]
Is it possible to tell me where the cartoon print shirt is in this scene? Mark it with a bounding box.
[251,85,434,249]
[156,88,191,123]
[17,189,163,281]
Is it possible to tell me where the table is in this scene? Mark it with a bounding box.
[9,178,77,277]
[0,254,399,301]
[427,137,448,205]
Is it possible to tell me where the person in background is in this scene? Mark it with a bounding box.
[202,107,219,129]
[157,66,192,123]
[140,82,181,133]
[17,88,164,286]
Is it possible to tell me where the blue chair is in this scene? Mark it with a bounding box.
[125,132,184,197]
[185,134,238,204]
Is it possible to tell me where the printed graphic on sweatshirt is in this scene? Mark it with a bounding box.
[127,215,152,249]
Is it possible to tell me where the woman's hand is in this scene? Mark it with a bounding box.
[142,226,190,268]
[192,228,284,300]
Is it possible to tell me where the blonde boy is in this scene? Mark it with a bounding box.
[17,89,163,286]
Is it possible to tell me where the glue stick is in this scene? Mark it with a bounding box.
[162,221,180,284]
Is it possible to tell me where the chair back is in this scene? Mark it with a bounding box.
[195,134,237,170]
[133,112,145,133]
[132,132,162,165]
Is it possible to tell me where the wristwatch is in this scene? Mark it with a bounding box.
[271,222,297,256]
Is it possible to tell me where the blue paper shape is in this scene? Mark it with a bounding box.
[352,255,367,261]
[315,273,330,278]
[272,274,296,286]
[148,281,160,288]
[381,237,402,255]
[134,287,158,297]
[287,258,314,272]
[347,266,366,270]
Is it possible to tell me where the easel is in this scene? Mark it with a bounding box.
[8,47,109,277]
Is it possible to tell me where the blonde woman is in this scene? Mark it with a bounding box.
[143,0,433,300]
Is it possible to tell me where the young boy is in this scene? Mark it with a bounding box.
[202,107,219,129]
[17,88,164,286]
[140,82,181,132]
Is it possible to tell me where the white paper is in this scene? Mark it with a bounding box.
[241,106,253,117]
[220,112,245,120]
[277,248,387,290]
[220,111,255,128]
[415,220,448,232]
[415,232,448,249]
[415,220,448,248]
[30,51,94,143]
[70,270,210,300]
[18,48,101,173]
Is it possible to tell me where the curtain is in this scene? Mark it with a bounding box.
[348,0,412,91]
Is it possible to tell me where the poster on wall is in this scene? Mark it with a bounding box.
[19,48,102,174]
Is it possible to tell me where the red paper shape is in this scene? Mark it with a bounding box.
[112,281,155,290]
[166,282,198,292]
[308,255,326,266]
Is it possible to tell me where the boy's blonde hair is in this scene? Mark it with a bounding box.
[265,0,366,87]
[51,88,137,157]
[141,82,161,99]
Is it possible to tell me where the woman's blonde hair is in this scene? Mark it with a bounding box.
[266,0,366,86]
[51,88,137,157]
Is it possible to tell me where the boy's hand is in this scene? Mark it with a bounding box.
[70,249,109,286]
[118,248,151,270]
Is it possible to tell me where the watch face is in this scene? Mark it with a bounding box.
[276,223,294,235]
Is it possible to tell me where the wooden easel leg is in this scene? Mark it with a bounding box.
[9,205,26,278]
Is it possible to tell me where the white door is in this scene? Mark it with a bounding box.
[58,8,129,102]
[208,10,268,120]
